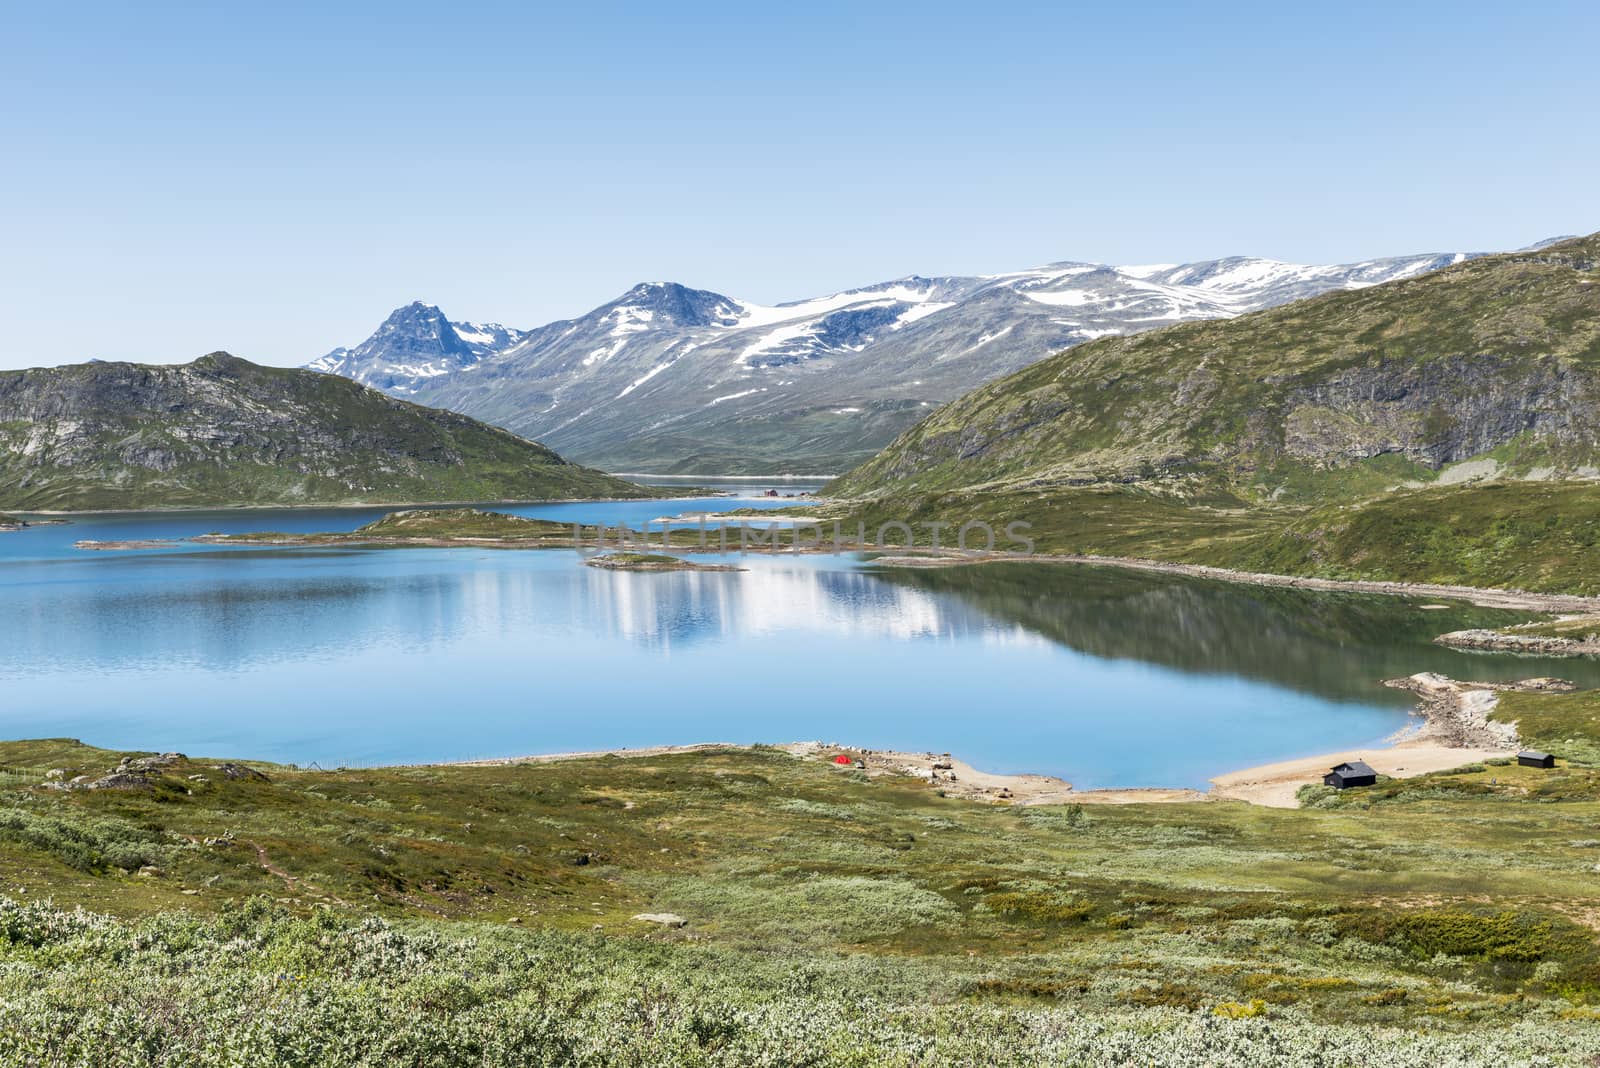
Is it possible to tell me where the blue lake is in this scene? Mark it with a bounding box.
[3,490,1596,789]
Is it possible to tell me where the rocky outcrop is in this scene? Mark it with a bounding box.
[211,763,270,783]
[1280,354,1596,468]
[1382,672,1572,748]
[38,752,187,792]
[1435,628,1600,655]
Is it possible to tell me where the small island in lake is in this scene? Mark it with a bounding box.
[197,508,581,549]
[198,508,756,560]
[584,552,743,572]
[1,513,67,532]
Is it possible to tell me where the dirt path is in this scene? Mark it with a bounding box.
[873,549,1600,613]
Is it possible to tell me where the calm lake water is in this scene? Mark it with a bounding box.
[4,488,1597,789]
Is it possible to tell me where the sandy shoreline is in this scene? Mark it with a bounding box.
[1207,743,1515,808]
[432,672,1564,809]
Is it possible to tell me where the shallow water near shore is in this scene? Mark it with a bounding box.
[4,492,1600,789]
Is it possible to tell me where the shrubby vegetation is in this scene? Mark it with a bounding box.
[4,898,1600,1067]
[5,738,1600,1061]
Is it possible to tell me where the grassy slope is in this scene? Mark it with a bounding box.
[830,235,1600,502]
[5,738,1600,1061]
[816,237,1600,594]
[820,474,1600,595]
[1204,480,1600,594]
[0,354,665,510]
[1494,690,1600,766]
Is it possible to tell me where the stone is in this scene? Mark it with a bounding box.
[123,752,186,773]
[632,913,688,928]
[87,772,152,791]
[212,763,270,783]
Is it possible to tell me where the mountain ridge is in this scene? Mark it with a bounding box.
[827,233,1600,503]
[310,245,1510,474]
[0,353,655,510]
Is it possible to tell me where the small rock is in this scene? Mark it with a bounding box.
[44,769,65,781]
[212,763,270,783]
[137,866,163,878]
[506,916,522,924]
[632,912,688,928]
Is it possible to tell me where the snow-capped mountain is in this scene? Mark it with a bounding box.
[309,248,1487,474]
[308,302,527,394]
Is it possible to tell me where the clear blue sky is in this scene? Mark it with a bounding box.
[1,1,1595,369]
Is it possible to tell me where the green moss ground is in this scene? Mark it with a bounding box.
[5,726,1600,1062]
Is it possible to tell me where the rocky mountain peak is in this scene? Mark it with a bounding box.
[612,282,742,328]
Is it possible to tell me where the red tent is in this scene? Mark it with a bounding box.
[833,754,853,765]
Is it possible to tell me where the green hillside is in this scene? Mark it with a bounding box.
[0,353,660,510]
[6,737,1600,1063]
[831,234,1600,503]
[820,236,1600,593]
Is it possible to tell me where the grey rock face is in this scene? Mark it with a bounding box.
[308,302,529,394]
[1280,354,1594,468]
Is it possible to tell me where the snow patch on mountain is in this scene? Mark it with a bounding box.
[306,241,1509,472]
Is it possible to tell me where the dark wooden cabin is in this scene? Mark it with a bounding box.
[1517,750,1556,769]
[1323,760,1378,789]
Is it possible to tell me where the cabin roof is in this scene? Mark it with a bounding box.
[1330,760,1377,777]
[1518,749,1552,760]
